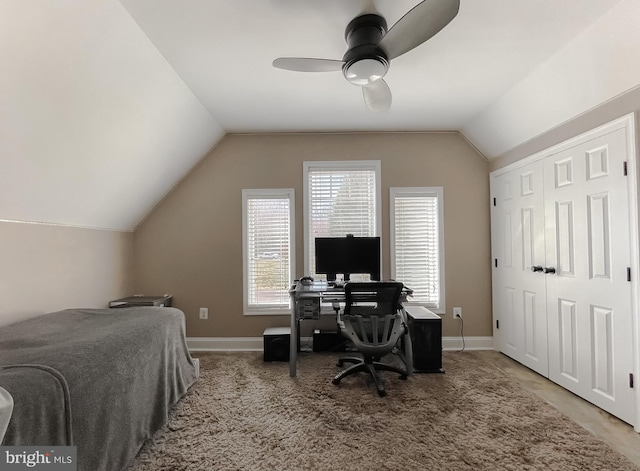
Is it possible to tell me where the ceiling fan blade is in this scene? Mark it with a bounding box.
[272,57,344,72]
[362,79,392,112]
[379,0,460,60]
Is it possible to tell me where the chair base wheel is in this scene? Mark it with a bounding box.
[337,356,361,368]
[332,356,407,396]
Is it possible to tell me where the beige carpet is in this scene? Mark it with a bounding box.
[127,351,638,470]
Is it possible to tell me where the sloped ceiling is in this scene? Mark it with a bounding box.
[2,0,639,231]
[0,0,224,231]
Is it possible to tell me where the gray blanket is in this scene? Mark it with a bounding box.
[0,307,197,471]
[0,364,72,445]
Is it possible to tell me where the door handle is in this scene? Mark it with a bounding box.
[543,267,556,274]
[531,265,544,272]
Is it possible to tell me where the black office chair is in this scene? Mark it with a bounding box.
[332,282,408,397]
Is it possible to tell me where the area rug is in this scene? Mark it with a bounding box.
[127,351,638,470]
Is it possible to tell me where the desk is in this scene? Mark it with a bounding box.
[288,280,414,377]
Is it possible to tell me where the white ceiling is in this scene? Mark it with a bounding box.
[119,0,636,149]
[2,0,639,231]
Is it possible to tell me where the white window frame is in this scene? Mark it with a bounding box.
[242,188,295,315]
[303,160,382,278]
[390,187,445,313]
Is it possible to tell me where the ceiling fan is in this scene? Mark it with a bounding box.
[272,0,460,112]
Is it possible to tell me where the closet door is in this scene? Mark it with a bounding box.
[544,128,635,424]
[492,161,548,376]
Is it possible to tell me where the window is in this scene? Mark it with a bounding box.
[304,161,381,278]
[390,187,445,312]
[242,189,295,315]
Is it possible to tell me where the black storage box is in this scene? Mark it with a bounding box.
[312,330,346,352]
[263,327,290,362]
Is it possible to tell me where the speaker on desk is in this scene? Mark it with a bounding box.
[263,327,290,362]
[404,306,444,373]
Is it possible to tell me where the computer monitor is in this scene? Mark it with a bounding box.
[314,236,381,281]
[314,237,347,281]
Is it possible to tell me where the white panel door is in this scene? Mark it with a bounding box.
[492,161,548,376]
[544,128,635,424]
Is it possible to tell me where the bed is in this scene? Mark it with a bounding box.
[0,306,198,471]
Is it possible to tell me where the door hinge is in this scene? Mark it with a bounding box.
[627,267,632,282]
[624,161,628,176]
[496,319,500,329]
[630,373,634,388]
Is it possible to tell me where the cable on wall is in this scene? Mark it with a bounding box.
[457,317,466,352]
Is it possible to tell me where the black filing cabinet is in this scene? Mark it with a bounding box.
[405,306,444,373]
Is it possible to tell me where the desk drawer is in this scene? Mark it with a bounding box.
[296,298,320,319]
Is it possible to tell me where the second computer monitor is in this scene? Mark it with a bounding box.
[315,236,381,281]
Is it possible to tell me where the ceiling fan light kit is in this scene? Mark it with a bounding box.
[343,58,388,86]
[272,0,460,112]
[342,14,389,87]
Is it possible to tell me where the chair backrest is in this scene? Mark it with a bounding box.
[344,282,403,317]
[341,282,405,354]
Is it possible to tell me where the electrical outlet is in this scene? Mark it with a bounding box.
[453,307,462,320]
[199,307,208,320]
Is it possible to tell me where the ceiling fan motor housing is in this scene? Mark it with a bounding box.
[342,14,389,86]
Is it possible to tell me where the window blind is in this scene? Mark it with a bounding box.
[245,195,291,310]
[392,190,442,307]
[307,165,378,277]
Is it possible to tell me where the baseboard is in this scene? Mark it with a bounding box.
[187,336,495,352]
[442,336,494,351]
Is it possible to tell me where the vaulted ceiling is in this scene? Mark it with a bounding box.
[1,0,639,231]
